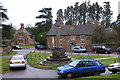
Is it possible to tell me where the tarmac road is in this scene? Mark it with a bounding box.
[2,48,119,79]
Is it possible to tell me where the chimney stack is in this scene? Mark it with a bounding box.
[72,22,77,27]
[20,23,24,30]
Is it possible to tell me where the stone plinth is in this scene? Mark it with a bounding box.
[38,48,73,66]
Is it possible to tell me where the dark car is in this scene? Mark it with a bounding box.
[116,47,120,54]
[56,58,106,78]
[35,44,46,50]
[12,45,22,49]
[92,46,111,54]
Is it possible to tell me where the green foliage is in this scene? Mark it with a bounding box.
[0,57,12,73]
[92,25,118,44]
[103,2,113,28]
[2,24,14,39]
[35,8,53,45]
[92,25,106,43]
[0,4,9,21]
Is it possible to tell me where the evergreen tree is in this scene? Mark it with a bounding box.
[102,2,113,28]
[35,8,53,45]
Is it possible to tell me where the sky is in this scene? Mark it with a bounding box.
[1,0,120,29]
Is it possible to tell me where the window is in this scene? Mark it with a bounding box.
[19,40,23,43]
[52,37,55,47]
[80,35,85,40]
[71,35,76,40]
[19,33,23,37]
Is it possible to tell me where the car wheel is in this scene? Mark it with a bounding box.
[112,71,117,73]
[94,51,97,54]
[105,51,108,54]
[94,71,100,76]
[9,67,12,70]
[66,73,73,78]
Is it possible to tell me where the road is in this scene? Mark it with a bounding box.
[2,48,119,79]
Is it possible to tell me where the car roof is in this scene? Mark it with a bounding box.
[12,55,24,57]
[75,58,97,62]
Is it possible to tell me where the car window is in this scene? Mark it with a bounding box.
[11,57,24,60]
[85,61,96,66]
[68,60,79,67]
[74,48,79,49]
[94,61,102,66]
[76,62,85,67]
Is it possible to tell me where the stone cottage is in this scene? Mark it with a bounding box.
[13,23,37,45]
[46,24,95,51]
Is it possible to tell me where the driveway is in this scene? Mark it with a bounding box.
[2,48,119,79]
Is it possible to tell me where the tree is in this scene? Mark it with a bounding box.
[92,25,106,43]
[56,9,64,26]
[0,3,14,40]
[0,4,8,22]
[102,2,113,28]
[35,8,53,45]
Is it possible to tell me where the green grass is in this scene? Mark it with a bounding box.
[57,73,120,80]
[99,58,120,67]
[26,52,58,69]
[68,55,109,59]
[26,52,111,70]
[0,57,12,73]
[20,45,34,48]
[0,51,17,56]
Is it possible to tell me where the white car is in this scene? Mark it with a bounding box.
[108,62,120,73]
[9,55,26,69]
[72,46,87,53]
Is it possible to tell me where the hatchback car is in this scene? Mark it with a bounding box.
[92,46,111,54]
[72,46,87,53]
[108,62,120,73]
[12,45,22,49]
[9,55,26,69]
[56,58,105,78]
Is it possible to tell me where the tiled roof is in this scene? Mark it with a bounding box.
[47,24,95,36]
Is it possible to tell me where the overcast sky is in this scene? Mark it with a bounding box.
[1,0,120,29]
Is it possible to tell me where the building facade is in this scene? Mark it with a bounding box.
[13,23,37,45]
[46,24,95,51]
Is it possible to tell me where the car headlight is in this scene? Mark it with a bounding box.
[60,70,64,73]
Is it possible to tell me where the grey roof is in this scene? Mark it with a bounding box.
[47,24,95,36]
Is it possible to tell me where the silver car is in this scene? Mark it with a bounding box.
[9,55,26,69]
[108,62,120,73]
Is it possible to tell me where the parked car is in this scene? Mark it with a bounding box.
[12,45,22,49]
[92,46,111,54]
[116,47,120,54]
[108,62,120,73]
[9,55,26,70]
[56,58,106,78]
[35,44,46,50]
[72,46,87,53]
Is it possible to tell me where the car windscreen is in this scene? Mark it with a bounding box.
[68,60,79,67]
[11,57,24,60]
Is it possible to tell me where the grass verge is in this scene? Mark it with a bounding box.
[26,52,113,70]
[57,73,119,80]
[0,57,12,74]
[20,46,34,48]
[0,51,17,56]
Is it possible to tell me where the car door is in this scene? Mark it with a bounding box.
[72,61,86,76]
